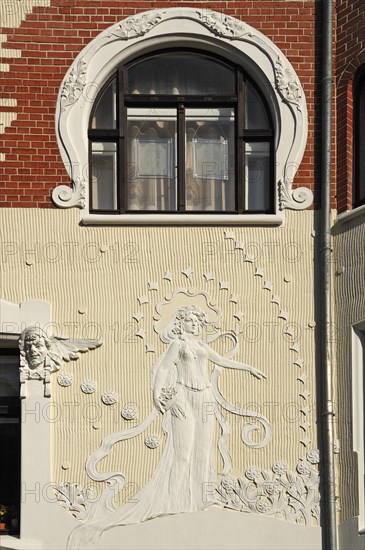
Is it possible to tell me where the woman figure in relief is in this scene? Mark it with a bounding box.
[68,305,268,549]
[149,305,266,513]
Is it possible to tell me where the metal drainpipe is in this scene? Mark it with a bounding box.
[321,0,337,548]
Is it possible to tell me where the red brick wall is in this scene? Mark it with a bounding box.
[0,0,322,209]
[336,0,365,212]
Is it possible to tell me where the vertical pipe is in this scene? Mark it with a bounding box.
[321,0,337,548]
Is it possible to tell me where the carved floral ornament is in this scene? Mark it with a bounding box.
[54,8,312,217]
[80,379,97,394]
[121,403,138,420]
[217,450,320,525]
[56,450,320,527]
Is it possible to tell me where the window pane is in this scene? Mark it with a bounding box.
[245,142,271,211]
[91,78,117,129]
[127,108,177,211]
[127,53,235,96]
[357,167,365,205]
[185,108,235,211]
[91,143,117,210]
[245,81,270,130]
[0,356,19,398]
[0,354,21,535]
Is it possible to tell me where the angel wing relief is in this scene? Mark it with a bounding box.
[18,326,102,398]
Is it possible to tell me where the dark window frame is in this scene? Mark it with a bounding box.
[353,65,365,208]
[88,48,275,215]
[0,347,21,535]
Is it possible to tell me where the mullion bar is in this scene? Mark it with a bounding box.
[270,138,275,213]
[241,130,273,139]
[119,66,126,213]
[178,105,185,211]
[237,70,245,214]
[88,129,119,139]
[88,137,93,211]
[124,95,238,105]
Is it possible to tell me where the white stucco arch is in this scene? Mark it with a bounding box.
[54,8,312,224]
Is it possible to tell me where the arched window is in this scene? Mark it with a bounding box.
[353,66,365,208]
[54,9,311,223]
[88,50,274,214]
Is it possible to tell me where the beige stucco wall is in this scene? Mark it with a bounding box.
[0,208,322,532]
[334,214,365,528]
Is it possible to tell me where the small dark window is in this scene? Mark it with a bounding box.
[0,348,21,535]
[89,50,274,214]
[353,66,365,208]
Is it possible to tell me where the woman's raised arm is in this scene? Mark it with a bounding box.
[201,342,266,379]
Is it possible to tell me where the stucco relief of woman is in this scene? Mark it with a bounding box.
[151,306,266,513]
[68,305,270,549]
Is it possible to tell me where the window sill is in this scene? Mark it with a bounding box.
[81,212,284,226]
[336,203,365,225]
[0,535,41,550]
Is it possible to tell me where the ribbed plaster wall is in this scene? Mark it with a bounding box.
[0,208,320,524]
[334,216,365,523]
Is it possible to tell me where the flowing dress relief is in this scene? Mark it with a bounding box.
[67,340,220,549]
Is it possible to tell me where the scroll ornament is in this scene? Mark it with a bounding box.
[51,176,86,210]
[278,179,314,211]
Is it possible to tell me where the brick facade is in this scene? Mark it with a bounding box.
[0,0,321,209]
[1,4,364,548]
[336,0,365,212]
